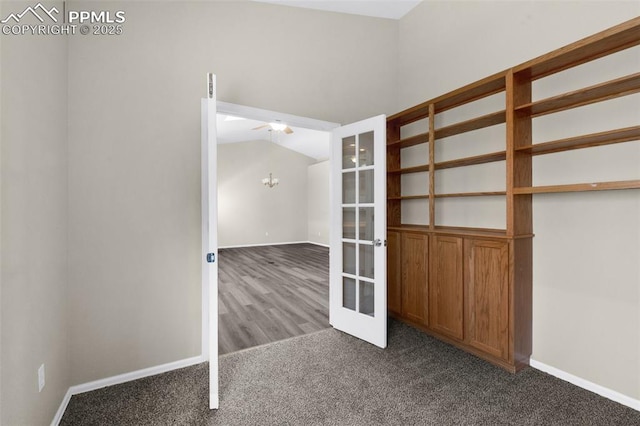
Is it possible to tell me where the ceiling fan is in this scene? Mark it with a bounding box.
[252,121,294,134]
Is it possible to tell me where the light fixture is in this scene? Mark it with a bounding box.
[262,172,279,188]
[269,122,287,132]
[223,115,246,122]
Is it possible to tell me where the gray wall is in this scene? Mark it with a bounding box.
[218,141,314,247]
[0,3,70,424]
[307,160,330,246]
[66,1,398,385]
[399,1,640,399]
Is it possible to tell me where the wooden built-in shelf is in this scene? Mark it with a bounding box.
[515,72,640,117]
[434,191,506,198]
[434,111,506,140]
[514,180,640,194]
[387,165,430,175]
[514,16,640,80]
[387,132,429,149]
[434,151,506,169]
[387,195,429,200]
[516,126,640,155]
[386,17,640,375]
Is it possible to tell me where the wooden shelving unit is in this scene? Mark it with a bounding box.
[386,16,640,373]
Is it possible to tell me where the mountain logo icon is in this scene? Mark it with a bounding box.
[1,2,59,24]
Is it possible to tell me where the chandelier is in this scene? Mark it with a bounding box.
[262,172,279,188]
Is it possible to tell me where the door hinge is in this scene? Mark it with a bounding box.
[206,253,216,263]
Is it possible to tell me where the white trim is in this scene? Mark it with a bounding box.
[51,355,204,425]
[530,358,640,412]
[50,388,73,426]
[218,240,310,249]
[70,355,204,396]
[217,101,340,132]
[307,241,330,248]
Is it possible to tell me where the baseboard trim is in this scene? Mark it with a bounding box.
[50,388,73,426]
[219,241,308,249]
[530,358,640,412]
[51,355,205,425]
[306,241,330,248]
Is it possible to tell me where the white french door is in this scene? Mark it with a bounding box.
[202,74,219,409]
[330,115,387,348]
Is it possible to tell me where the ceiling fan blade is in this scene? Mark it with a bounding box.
[284,126,294,134]
[251,124,270,130]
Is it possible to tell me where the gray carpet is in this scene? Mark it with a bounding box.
[61,320,640,425]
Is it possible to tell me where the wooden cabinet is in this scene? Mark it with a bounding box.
[429,236,463,340]
[401,233,428,326]
[387,231,402,316]
[464,239,509,360]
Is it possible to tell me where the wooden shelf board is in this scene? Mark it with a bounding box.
[387,71,506,126]
[435,151,506,170]
[435,191,506,198]
[387,225,528,239]
[432,72,507,113]
[388,132,429,149]
[514,180,640,194]
[434,111,506,140]
[387,195,429,201]
[387,105,430,127]
[515,73,640,117]
[514,17,640,80]
[388,165,430,175]
[388,224,430,233]
[516,126,640,155]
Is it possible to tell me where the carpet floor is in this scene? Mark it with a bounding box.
[61,320,640,425]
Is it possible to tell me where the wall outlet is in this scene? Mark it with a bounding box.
[38,364,45,392]
[265,231,269,236]
[318,232,321,236]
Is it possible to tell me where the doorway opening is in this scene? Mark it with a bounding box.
[213,102,339,355]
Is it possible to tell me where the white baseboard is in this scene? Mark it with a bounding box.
[306,241,330,248]
[51,355,204,425]
[219,241,308,249]
[530,358,640,412]
[50,388,73,426]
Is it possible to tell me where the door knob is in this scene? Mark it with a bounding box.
[373,239,382,247]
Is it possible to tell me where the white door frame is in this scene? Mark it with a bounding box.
[200,100,339,398]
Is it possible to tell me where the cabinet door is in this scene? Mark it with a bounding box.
[387,231,402,316]
[429,236,464,340]
[465,239,509,360]
[401,233,428,325]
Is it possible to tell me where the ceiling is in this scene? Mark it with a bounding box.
[251,0,422,20]
[217,114,331,161]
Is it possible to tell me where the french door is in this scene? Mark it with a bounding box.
[330,115,387,348]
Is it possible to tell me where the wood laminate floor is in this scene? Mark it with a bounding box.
[218,243,329,355]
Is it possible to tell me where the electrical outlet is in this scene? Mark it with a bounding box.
[318,232,321,236]
[38,364,45,392]
[265,232,269,236]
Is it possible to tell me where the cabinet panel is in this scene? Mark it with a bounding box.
[429,236,464,340]
[387,231,402,316]
[465,239,509,360]
[401,233,428,325]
